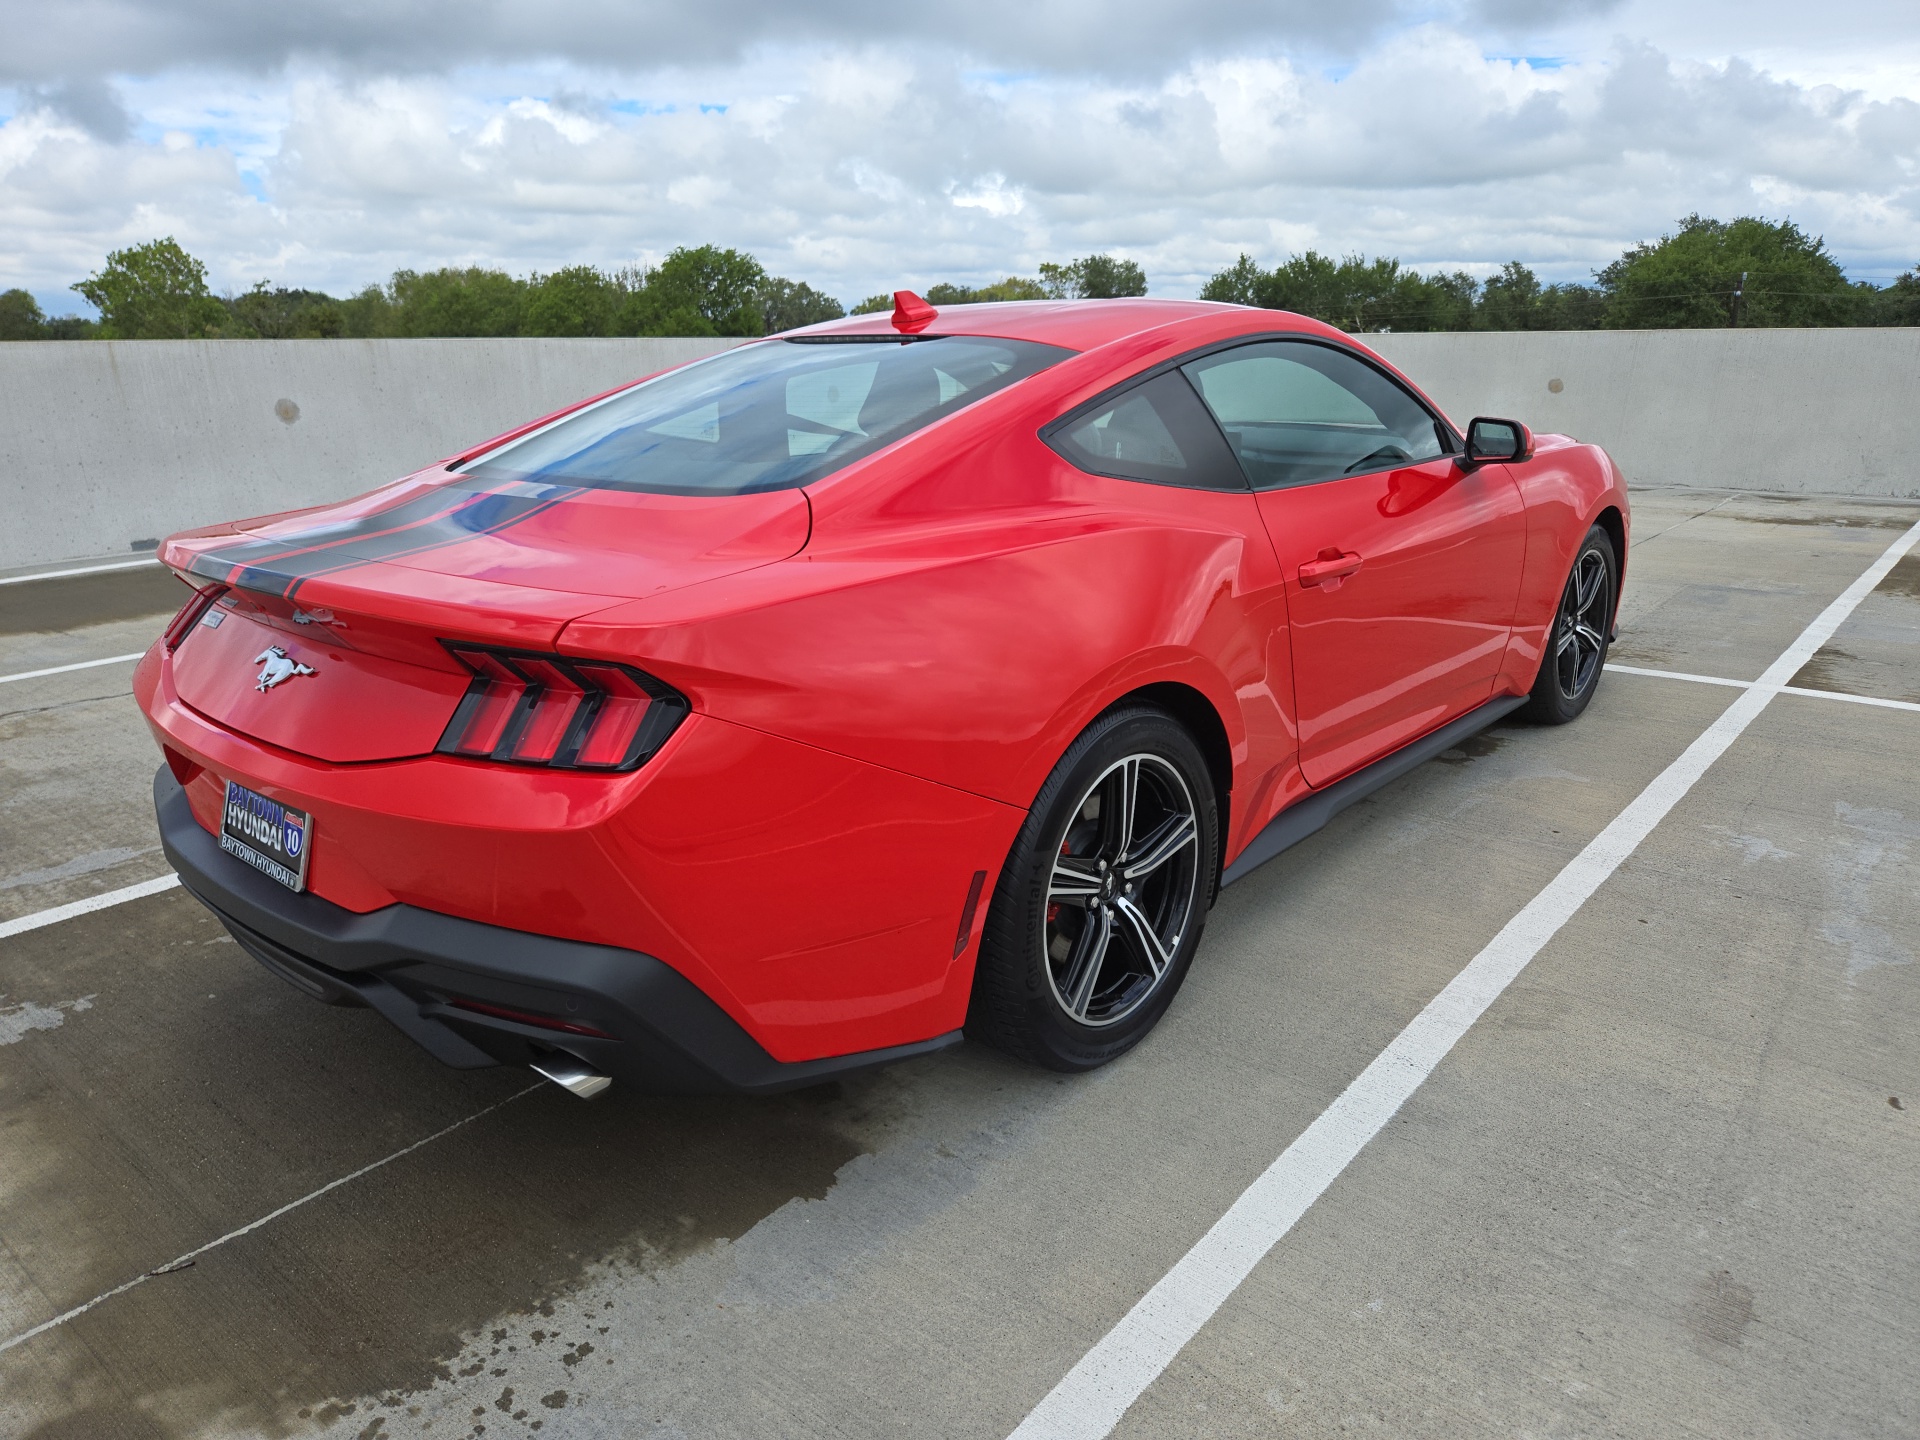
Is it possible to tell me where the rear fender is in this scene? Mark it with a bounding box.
[563,503,1285,816]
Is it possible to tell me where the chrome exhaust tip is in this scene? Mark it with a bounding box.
[530,1054,611,1100]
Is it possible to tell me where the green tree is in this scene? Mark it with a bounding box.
[226,284,345,338]
[1597,215,1867,328]
[1470,262,1605,331]
[1040,255,1147,299]
[1407,270,1478,331]
[72,237,230,338]
[622,245,766,336]
[1200,251,1474,332]
[1537,281,1605,331]
[1199,254,1264,306]
[1868,267,1920,326]
[923,276,1048,305]
[1476,262,1544,330]
[757,276,846,332]
[0,289,46,340]
[337,285,397,338]
[523,265,624,336]
[387,267,527,337]
[851,293,893,315]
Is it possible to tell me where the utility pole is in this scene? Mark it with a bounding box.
[1731,270,1746,327]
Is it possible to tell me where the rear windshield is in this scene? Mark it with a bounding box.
[459,335,1073,495]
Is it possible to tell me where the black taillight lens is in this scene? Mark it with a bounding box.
[162,583,229,652]
[435,645,689,772]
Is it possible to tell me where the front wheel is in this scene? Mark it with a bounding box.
[1522,524,1616,724]
[967,708,1218,1072]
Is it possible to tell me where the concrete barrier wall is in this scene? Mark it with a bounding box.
[3,327,1917,570]
[0,337,738,570]
[1368,328,1920,501]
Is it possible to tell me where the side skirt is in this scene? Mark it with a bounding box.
[1220,694,1529,887]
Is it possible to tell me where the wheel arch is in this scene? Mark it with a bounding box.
[1593,503,1627,629]
[1098,679,1233,900]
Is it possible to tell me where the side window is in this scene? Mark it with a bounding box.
[1047,371,1247,491]
[1182,342,1446,490]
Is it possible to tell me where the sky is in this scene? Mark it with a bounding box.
[3,0,1917,316]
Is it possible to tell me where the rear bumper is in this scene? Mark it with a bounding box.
[156,768,959,1094]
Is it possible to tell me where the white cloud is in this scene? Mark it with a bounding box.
[2,11,1916,312]
[950,175,1026,219]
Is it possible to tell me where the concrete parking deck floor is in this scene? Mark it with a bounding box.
[1,488,1916,1439]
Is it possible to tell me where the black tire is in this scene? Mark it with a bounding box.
[967,707,1218,1071]
[1522,524,1617,725]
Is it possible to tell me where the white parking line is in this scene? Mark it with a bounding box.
[0,653,147,686]
[1605,662,1749,689]
[0,1083,543,1356]
[0,875,181,941]
[0,558,160,585]
[1608,662,1920,714]
[1779,687,1920,714]
[1009,515,1920,1440]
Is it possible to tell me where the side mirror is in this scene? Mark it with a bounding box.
[1462,416,1534,465]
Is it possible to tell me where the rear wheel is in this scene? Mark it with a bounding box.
[967,708,1218,1071]
[1523,524,1616,724]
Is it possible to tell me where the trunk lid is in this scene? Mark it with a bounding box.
[161,471,807,762]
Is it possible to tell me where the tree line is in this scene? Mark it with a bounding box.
[1,215,1914,340]
[1202,216,1919,330]
[0,243,1145,341]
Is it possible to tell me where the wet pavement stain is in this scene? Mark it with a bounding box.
[1435,731,1510,766]
[0,894,881,1439]
[294,1044,1050,1440]
[1604,640,1677,668]
[14,1088,875,1440]
[0,566,187,636]
[1818,802,1919,980]
[1686,1271,1756,1351]
[1789,642,1920,703]
[1874,555,1920,601]
[1719,507,1916,532]
[1789,644,1868,695]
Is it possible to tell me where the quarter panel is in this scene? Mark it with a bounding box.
[565,440,1299,823]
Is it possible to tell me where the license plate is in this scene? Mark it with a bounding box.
[220,779,313,893]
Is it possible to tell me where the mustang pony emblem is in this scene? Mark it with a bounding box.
[252,646,316,692]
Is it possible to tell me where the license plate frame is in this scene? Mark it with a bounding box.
[219,778,313,893]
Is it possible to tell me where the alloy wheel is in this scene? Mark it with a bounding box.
[1554,549,1610,701]
[1042,754,1202,1028]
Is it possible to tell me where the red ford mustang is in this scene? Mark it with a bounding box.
[139,296,1628,1097]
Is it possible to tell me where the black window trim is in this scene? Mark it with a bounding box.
[1040,367,1251,493]
[1040,332,1462,494]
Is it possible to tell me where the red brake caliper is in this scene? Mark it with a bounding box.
[1048,838,1070,925]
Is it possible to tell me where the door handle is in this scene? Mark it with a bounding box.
[1298,548,1364,588]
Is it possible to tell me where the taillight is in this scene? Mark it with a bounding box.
[435,645,688,771]
[162,583,229,652]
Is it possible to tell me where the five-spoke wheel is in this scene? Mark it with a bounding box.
[1554,547,1610,700]
[968,707,1218,1071]
[1525,523,1617,724]
[1044,754,1201,1028]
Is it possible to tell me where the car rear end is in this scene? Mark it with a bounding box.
[140,332,1069,1094]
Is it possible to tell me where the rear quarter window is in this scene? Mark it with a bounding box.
[1046,371,1249,492]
